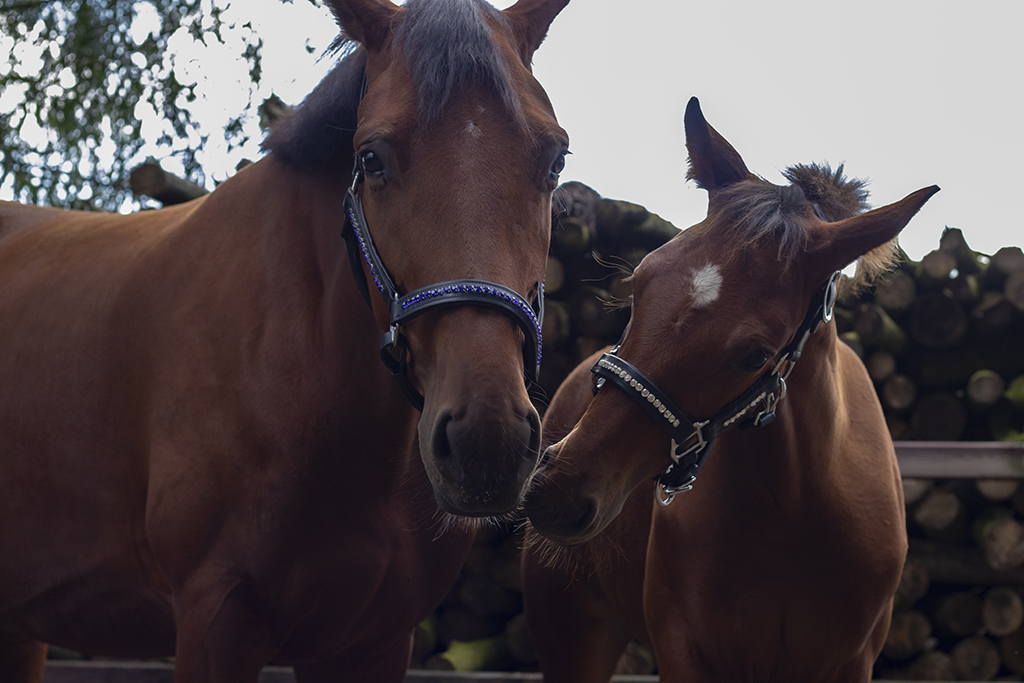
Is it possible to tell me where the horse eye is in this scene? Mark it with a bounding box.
[360,150,385,178]
[549,151,568,179]
[740,349,770,372]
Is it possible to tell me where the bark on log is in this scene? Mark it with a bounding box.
[913,487,969,542]
[909,292,969,350]
[946,272,982,307]
[938,226,984,275]
[541,300,572,352]
[855,303,908,353]
[594,199,649,242]
[883,610,932,660]
[1006,269,1024,312]
[838,331,863,358]
[553,181,601,230]
[882,374,918,414]
[895,558,931,611]
[909,538,1024,586]
[982,586,1024,637]
[544,256,565,296]
[931,591,983,640]
[897,650,956,680]
[887,413,909,440]
[867,349,898,384]
[985,246,1024,291]
[971,293,1017,342]
[1008,375,1024,412]
[916,249,958,289]
[950,635,1001,681]
[903,479,935,507]
[976,479,1020,502]
[909,393,969,442]
[966,369,1007,412]
[874,269,917,317]
[1000,625,1024,675]
[550,217,594,257]
[982,518,1024,572]
[129,159,208,206]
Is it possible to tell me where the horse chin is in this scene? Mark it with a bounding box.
[430,481,526,518]
[522,484,619,546]
[422,455,533,518]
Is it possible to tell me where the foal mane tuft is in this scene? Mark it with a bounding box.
[784,162,900,294]
[711,163,898,293]
[263,0,519,170]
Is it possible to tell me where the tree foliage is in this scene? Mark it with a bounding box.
[0,0,268,210]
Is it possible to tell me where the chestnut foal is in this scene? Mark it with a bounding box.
[523,97,937,683]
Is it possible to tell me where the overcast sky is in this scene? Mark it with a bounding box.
[243,0,1024,260]
[9,0,1021,261]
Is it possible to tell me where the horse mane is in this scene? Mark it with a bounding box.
[263,0,520,170]
[395,0,522,125]
[710,163,897,293]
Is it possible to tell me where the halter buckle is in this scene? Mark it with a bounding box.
[670,420,709,464]
[656,475,696,507]
[752,377,786,427]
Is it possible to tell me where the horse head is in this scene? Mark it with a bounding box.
[524,97,937,544]
[324,0,570,516]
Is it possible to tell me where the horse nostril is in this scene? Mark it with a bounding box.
[432,414,453,461]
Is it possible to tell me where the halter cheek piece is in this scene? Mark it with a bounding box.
[341,165,544,411]
[591,270,841,506]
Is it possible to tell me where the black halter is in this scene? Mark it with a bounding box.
[591,270,840,506]
[341,166,544,411]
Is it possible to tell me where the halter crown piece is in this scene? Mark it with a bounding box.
[341,163,545,411]
[591,270,841,506]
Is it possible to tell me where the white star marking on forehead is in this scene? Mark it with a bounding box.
[690,264,723,308]
[465,121,482,139]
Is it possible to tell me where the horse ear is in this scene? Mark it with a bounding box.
[326,0,400,51]
[684,97,752,192]
[503,0,571,64]
[810,185,940,278]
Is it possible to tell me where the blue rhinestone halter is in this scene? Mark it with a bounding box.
[342,169,545,411]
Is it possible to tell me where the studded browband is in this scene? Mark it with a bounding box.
[591,270,841,506]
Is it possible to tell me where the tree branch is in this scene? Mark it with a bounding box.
[0,1,47,11]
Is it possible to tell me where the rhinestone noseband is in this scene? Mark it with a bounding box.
[591,270,840,506]
[341,168,544,411]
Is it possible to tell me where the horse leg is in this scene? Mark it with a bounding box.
[172,575,278,683]
[521,548,630,683]
[292,631,412,683]
[0,630,47,683]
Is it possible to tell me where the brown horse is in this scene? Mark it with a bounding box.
[0,0,569,680]
[522,98,938,683]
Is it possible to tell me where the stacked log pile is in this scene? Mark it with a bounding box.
[409,182,1024,677]
[835,227,1024,443]
[879,479,1024,680]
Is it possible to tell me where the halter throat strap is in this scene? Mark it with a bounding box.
[341,168,544,411]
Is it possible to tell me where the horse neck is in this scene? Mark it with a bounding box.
[713,321,847,494]
[208,155,422,468]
